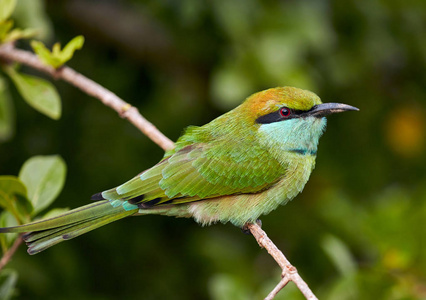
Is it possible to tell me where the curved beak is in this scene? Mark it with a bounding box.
[308,103,359,118]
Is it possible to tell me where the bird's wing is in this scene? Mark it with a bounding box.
[102,141,286,206]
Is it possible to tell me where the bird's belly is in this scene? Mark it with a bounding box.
[187,155,316,227]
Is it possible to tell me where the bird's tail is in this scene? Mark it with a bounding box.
[0,200,137,255]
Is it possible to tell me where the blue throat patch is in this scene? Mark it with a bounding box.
[288,148,317,156]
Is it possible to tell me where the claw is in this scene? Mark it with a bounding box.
[241,219,262,235]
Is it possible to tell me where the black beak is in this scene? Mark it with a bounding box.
[307,103,359,118]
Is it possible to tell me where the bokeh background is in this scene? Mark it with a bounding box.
[1,0,426,299]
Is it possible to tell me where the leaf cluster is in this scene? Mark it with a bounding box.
[0,0,36,44]
[0,155,67,298]
[0,2,82,298]
[31,36,84,69]
[0,0,84,140]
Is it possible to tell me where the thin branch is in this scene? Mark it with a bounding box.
[265,277,290,300]
[0,236,23,271]
[0,43,317,299]
[247,222,318,300]
[0,43,175,152]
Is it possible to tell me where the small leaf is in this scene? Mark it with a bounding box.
[0,190,28,224]
[4,27,38,43]
[14,194,33,219]
[5,67,61,120]
[59,35,84,63]
[30,40,62,68]
[0,77,14,142]
[0,20,13,41]
[0,0,17,23]
[52,42,61,55]
[0,269,18,300]
[30,40,56,64]
[0,176,27,197]
[0,211,17,228]
[0,176,31,221]
[31,35,84,68]
[0,212,18,249]
[0,190,13,213]
[19,155,66,215]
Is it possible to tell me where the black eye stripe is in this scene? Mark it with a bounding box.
[255,107,307,124]
[255,110,283,124]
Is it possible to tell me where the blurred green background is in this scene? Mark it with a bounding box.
[1,0,426,299]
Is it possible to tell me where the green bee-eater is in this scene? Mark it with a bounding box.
[0,87,358,254]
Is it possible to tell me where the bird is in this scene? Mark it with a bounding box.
[0,87,358,255]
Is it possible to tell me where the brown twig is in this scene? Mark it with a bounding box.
[0,236,23,271]
[247,222,318,299]
[0,43,175,152]
[0,43,318,299]
[265,277,290,300]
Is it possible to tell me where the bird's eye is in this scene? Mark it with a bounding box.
[279,107,291,117]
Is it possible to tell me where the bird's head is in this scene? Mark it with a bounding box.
[241,86,357,122]
[239,87,358,155]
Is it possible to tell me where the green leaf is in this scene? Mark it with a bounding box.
[0,269,18,300]
[19,155,66,215]
[0,190,10,209]
[14,194,33,220]
[30,40,61,67]
[0,190,27,224]
[0,20,13,41]
[59,35,84,63]
[4,27,38,43]
[31,35,84,68]
[5,67,61,120]
[0,77,14,142]
[0,176,32,223]
[0,176,27,198]
[0,0,17,23]
[0,212,18,250]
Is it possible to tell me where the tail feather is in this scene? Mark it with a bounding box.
[26,210,134,255]
[0,200,138,254]
[0,201,112,234]
[23,220,87,242]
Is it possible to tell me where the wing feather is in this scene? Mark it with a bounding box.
[101,129,287,206]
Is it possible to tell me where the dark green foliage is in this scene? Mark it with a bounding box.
[0,0,425,299]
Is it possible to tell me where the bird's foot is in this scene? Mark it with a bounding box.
[241,219,262,235]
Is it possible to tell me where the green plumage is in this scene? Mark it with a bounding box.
[0,87,358,254]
